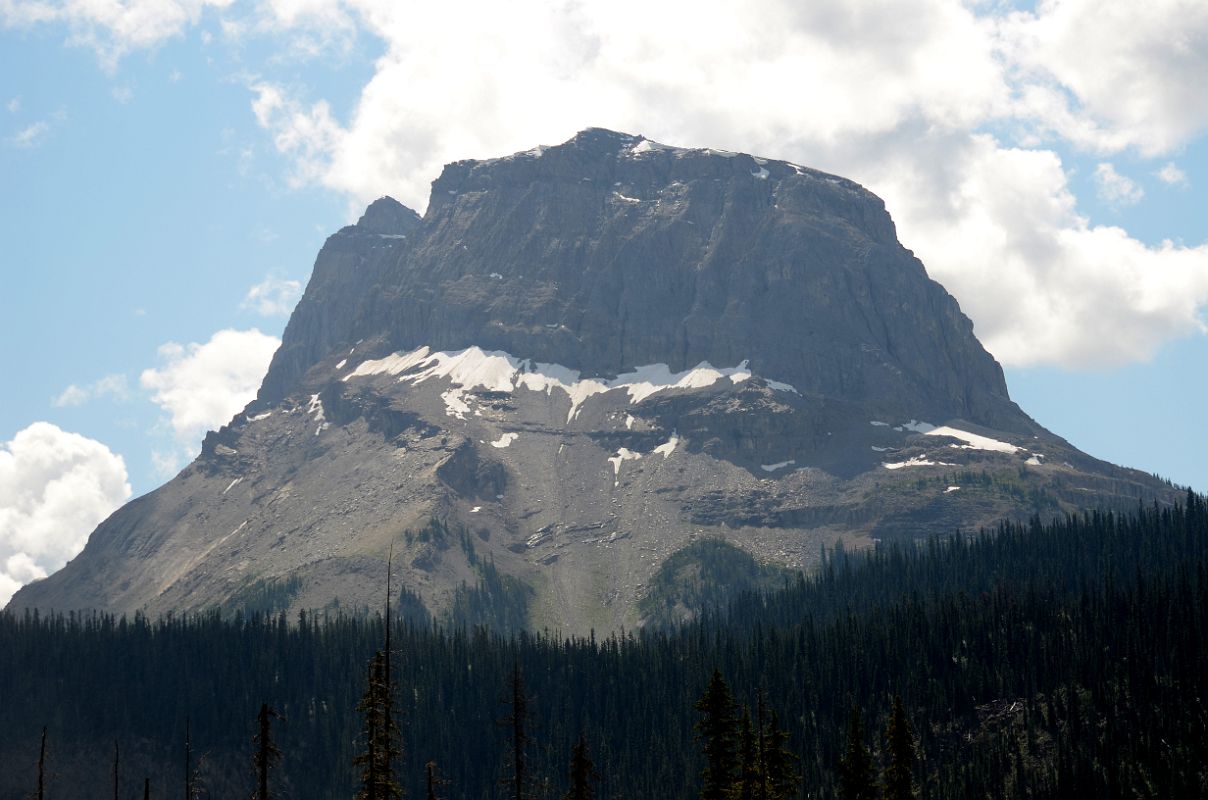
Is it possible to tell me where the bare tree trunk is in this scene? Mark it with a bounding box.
[37,727,46,800]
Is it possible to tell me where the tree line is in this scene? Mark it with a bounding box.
[1,491,1205,798]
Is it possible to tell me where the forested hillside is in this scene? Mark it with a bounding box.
[2,492,1205,799]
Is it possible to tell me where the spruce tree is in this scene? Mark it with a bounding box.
[565,733,598,800]
[694,669,739,800]
[882,696,916,800]
[736,708,759,800]
[838,708,876,800]
[355,651,402,800]
[504,663,531,800]
[760,710,799,800]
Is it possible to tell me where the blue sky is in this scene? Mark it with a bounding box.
[1,0,1206,603]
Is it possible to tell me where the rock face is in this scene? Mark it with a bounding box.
[9,129,1179,632]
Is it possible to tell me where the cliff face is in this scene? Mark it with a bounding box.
[10,130,1177,631]
[262,128,1018,430]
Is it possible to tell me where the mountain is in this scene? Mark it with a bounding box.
[8,128,1179,632]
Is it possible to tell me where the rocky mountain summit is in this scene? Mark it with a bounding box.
[10,129,1179,631]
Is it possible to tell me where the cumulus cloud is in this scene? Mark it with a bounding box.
[876,135,1208,367]
[1156,162,1189,187]
[140,328,280,444]
[1001,0,1208,157]
[239,0,1208,369]
[242,275,303,316]
[0,422,131,607]
[1093,163,1145,208]
[11,0,1208,369]
[52,373,130,407]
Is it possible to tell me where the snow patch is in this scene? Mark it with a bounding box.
[624,414,636,430]
[489,272,503,280]
[870,420,889,427]
[347,346,775,424]
[607,448,641,485]
[752,167,770,180]
[870,446,890,452]
[470,506,481,513]
[761,460,795,472]
[491,432,519,449]
[925,426,1019,454]
[883,456,956,470]
[944,486,961,493]
[628,139,671,155]
[222,477,242,495]
[653,434,679,458]
[1026,454,1044,466]
[613,192,641,203]
[765,379,798,394]
[248,411,273,422]
[336,359,347,369]
[307,393,329,435]
[896,420,936,433]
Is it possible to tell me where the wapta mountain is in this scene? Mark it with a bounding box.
[9,128,1180,632]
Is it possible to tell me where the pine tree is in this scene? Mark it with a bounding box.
[355,651,402,800]
[838,708,876,800]
[37,726,46,800]
[425,761,441,800]
[565,733,598,800]
[504,663,531,800]
[760,710,799,800]
[736,709,759,800]
[882,696,916,800]
[694,669,740,800]
[252,703,283,800]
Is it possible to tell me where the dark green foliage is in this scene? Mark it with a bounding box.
[694,669,740,800]
[640,539,787,628]
[355,651,401,800]
[222,575,304,617]
[2,496,1207,798]
[882,696,914,800]
[735,709,759,800]
[838,709,876,800]
[760,709,798,800]
[447,557,532,634]
[564,734,597,800]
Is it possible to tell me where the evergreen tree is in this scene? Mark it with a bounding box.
[759,710,799,800]
[564,733,598,800]
[503,664,531,800]
[425,761,440,800]
[838,708,876,800]
[882,696,915,800]
[252,703,282,800]
[694,669,740,800]
[736,708,759,800]
[355,651,402,800]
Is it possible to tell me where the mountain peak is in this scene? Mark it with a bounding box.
[355,195,421,235]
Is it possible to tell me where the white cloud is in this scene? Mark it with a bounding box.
[11,0,1208,369]
[1156,162,1189,187]
[111,84,134,104]
[52,373,130,407]
[1001,0,1208,157]
[7,120,49,148]
[0,0,235,68]
[875,135,1208,367]
[242,275,302,316]
[140,328,280,444]
[1093,163,1144,208]
[0,422,131,607]
[5,96,18,113]
[240,0,1208,369]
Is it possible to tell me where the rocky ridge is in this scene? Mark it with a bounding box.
[9,129,1179,632]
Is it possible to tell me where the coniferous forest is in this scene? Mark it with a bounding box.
[2,492,1207,799]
